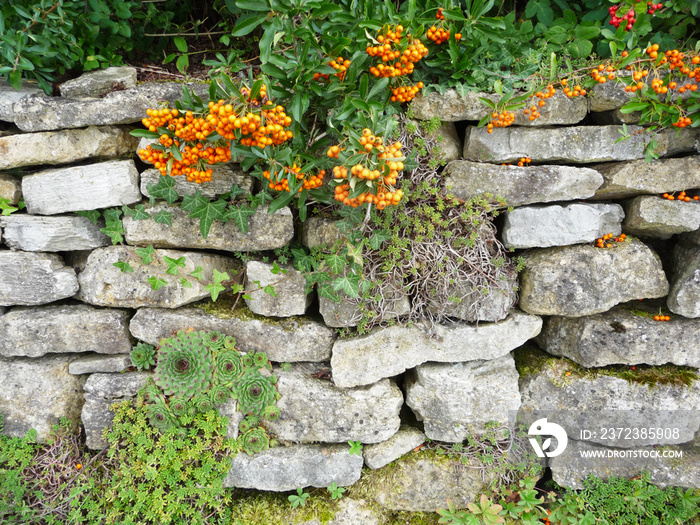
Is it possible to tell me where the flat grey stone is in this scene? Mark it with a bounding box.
[0,355,85,443]
[83,372,152,399]
[129,306,334,362]
[244,260,312,317]
[267,363,403,444]
[502,203,624,249]
[0,126,138,170]
[519,238,669,316]
[0,251,78,306]
[405,355,521,442]
[76,246,240,309]
[0,79,42,121]
[624,196,700,239]
[551,440,700,490]
[68,354,132,375]
[22,159,141,215]
[123,204,293,252]
[363,426,426,469]
[0,214,110,251]
[0,304,131,358]
[589,80,636,112]
[224,443,363,491]
[668,243,700,318]
[0,173,22,204]
[140,165,254,199]
[331,310,542,388]
[538,305,700,367]
[59,67,138,98]
[444,161,603,207]
[592,156,700,200]
[301,217,345,249]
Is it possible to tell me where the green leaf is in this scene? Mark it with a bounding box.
[176,54,189,73]
[180,277,193,288]
[567,38,593,59]
[620,101,649,114]
[236,0,270,10]
[153,210,172,226]
[313,3,342,17]
[187,197,227,239]
[478,96,497,110]
[348,440,363,456]
[113,261,134,273]
[271,261,287,275]
[135,245,156,264]
[173,37,187,53]
[574,25,600,40]
[100,220,125,245]
[129,129,160,139]
[368,230,391,250]
[164,256,186,275]
[147,276,168,290]
[205,268,229,301]
[346,241,363,268]
[263,284,277,296]
[147,176,179,204]
[190,266,205,281]
[324,254,346,275]
[122,204,150,221]
[224,204,256,234]
[0,197,18,216]
[333,274,360,298]
[230,14,267,37]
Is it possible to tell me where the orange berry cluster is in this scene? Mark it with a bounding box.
[486,110,515,133]
[625,69,649,93]
[591,64,617,84]
[596,232,626,248]
[263,164,325,193]
[436,7,445,19]
[426,25,452,45]
[517,157,532,167]
[367,25,429,79]
[653,314,671,322]
[330,128,405,209]
[391,82,424,103]
[313,57,351,82]
[662,190,698,201]
[562,78,587,97]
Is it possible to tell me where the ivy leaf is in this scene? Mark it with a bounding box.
[190,265,205,281]
[263,284,277,296]
[228,184,245,199]
[368,230,391,250]
[346,241,364,268]
[153,210,173,226]
[102,208,123,224]
[224,204,257,234]
[291,248,315,273]
[186,197,227,239]
[164,256,186,275]
[180,277,193,288]
[205,269,230,302]
[0,198,18,216]
[113,261,134,273]
[135,245,156,264]
[147,176,179,204]
[147,276,168,290]
[333,274,360,298]
[317,282,340,302]
[75,209,102,224]
[100,215,125,245]
[270,261,287,275]
[122,204,150,221]
[324,254,346,275]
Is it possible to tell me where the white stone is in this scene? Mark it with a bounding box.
[0,214,110,251]
[244,260,312,317]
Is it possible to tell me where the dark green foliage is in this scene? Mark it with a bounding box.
[130,342,157,370]
[153,330,216,399]
[232,369,280,417]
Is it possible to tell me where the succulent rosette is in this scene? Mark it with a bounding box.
[202,331,226,351]
[252,351,270,370]
[147,403,176,432]
[169,396,188,417]
[238,415,260,434]
[192,394,214,413]
[223,336,237,350]
[209,384,231,406]
[233,369,280,416]
[139,378,165,405]
[153,331,215,399]
[239,427,270,455]
[262,405,281,422]
[130,342,157,370]
[214,350,243,385]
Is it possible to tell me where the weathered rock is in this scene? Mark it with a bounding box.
[267,363,403,444]
[0,304,131,358]
[0,173,21,204]
[501,203,624,249]
[319,280,410,328]
[13,83,209,132]
[0,79,42,121]
[589,80,636,112]
[140,165,254,199]
[0,214,110,251]
[519,358,700,447]
[76,246,240,309]
[81,372,151,449]
[591,156,700,199]
[301,217,346,249]
[0,355,85,443]
[371,456,497,511]
[129,306,334,362]
[443,161,604,207]
[68,354,132,375]
[590,108,641,125]
[363,426,426,470]
[426,274,518,323]
[0,126,138,170]
[408,119,462,163]
[331,310,542,388]
[623,196,700,239]
[537,305,700,367]
[22,159,142,215]
[224,443,363,491]
[551,440,700,490]
[123,204,294,252]
[405,355,521,442]
[302,498,381,525]
[244,260,312,317]
[668,243,700,318]
[0,251,78,306]
[463,125,698,164]
[59,66,138,98]
[519,238,669,317]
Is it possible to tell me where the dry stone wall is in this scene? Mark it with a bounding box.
[1,68,700,514]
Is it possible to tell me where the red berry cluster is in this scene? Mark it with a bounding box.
[646,2,662,15]
[608,5,636,30]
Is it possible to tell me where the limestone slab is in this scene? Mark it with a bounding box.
[0,355,85,443]
[140,165,254,200]
[76,246,240,309]
[59,66,137,98]
[405,355,521,442]
[623,196,700,239]
[0,79,42,121]
[129,306,334,362]
[0,251,78,306]
[502,203,624,249]
[0,304,131,358]
[668,243,700,318]
[267,363,403,444]
[244,260,312,317]
[22,159,142,215]
[0,214,110,251]
[519,238,669,317]
[124,203,293,252]
[331,310,542,388]
[0,126,138,170]
[0,173,21,204]
[363,426,426,470]
[224,443,363,491]
[68,354,132,375]
[443,161,603,207]
[301,217,346,249]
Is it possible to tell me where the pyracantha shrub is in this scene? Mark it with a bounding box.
[130,342,156,370]
[232,369,280,417]
[153,330,215,399]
